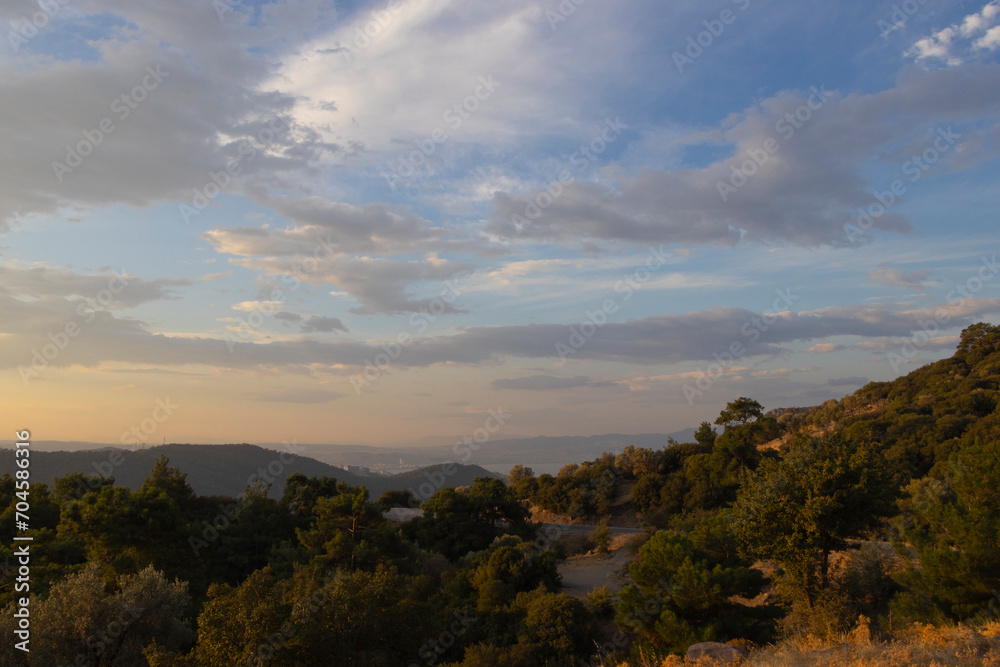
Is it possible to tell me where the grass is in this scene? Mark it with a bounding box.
[614,620,1000,666]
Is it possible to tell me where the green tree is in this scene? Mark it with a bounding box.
[891,438,1000,622]
[0,563,193,666]
[694,421,717,447]
[615,513,776,655]
[715,397,764,429]
[405,478,532,561]
[591,519,612,554]
[146,567,290,667]
[376,488,417,508]
[296,485,406,572]
[507,465,534,487]
[732,434,893,607]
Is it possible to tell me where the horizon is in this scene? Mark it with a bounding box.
[2,0,999,446]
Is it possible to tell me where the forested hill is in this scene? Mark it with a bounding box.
[777,321,1000,484]
[0,443,499,499]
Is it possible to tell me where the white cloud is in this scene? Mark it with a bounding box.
[907,2,1000,65]
[868,265,933,288]
[807,343,845,354]
[488,69,1000,247]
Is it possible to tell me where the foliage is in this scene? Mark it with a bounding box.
[891,438,1000,623]
[732,434,894,607]
[403,478,533,561]
[615,513,778,655]
[0,562,193,666]
[591,519,612,554]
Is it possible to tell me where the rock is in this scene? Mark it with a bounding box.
[686,642,748,664]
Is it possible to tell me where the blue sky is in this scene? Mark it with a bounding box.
[1,0,999,445]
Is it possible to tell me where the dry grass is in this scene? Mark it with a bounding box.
[614,620,1000,667]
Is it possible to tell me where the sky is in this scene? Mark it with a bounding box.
[1,0,999,447]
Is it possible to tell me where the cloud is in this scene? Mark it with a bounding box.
[211,196,460,257]
[868,265,933,288]
[205,210,477,314]
[2,257,997,376]
[807,343,845,354]
[827,376,868,386]
[0,264,187,309]
[271,0,639,161]
[907,2,1000,66]
[299,315,348,334]
[853,335,961,352]
[232,301,283,313]
[0,0,338,232]
[492,375,593,390]
[253,388,344,404]
[487,67,1000,247]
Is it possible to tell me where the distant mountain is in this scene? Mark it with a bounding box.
[284,429,699,470]
[0,443,500,500]
[0,430,700,488]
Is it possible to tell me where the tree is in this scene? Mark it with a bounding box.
[891,438,1000,622]
[0,563,193,666]
[469,536,561,610]
[956,322,1000,355]
[280,474,344,518]
[405,478,533,561]
[694,421,717,447]
[139,457,195,508]
[591,519,612,554]
[145,567,291,667]
[507,465,534,487]
[715,397,764,429]
[296,485,405,572]
[376,488,417,508]
[615,513,776,655]
[731,434,893,607]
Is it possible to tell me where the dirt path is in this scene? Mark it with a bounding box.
[558,546,633,599]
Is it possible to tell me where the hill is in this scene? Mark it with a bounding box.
[774,322,1000,484]
[287,430,699,471]
[0,443,500,499]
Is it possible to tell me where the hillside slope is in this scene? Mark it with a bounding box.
[777,322,1000,484]
[0,443,499,499]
